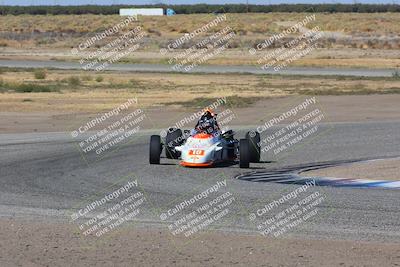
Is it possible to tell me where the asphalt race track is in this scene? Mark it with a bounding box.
[1,121,399,243]
[0,59,396,77]
[236,157,400,189]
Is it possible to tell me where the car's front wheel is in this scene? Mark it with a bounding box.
[239,139,250,168]
[149,135,162,164]
[246,131,260,163]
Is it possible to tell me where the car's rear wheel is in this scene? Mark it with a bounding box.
[149,135,162,164]
[246,131,260,163]
[166,128,183,159]
[239,139,250,168]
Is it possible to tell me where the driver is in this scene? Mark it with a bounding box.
[194,108,221,135]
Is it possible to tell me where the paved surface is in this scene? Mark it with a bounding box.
[0,59,396,77]
[1,121,399,243]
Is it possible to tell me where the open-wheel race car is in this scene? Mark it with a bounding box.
[149,108,261,168]
[149,127,261,168]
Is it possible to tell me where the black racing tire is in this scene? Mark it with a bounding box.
[239,139,250,168]
[165,128,183,159]
[246,131,261,163]
[149,135,162,164]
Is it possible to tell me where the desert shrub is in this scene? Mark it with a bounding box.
[13,83,56,93]
[95,75,104,82]
[33,69,47,79]
[67,76,81,86]
[178,28,189,33]
[81,75,93,81]
[129,79,141,86]
[147,28,161,36]
[168,95,260,108]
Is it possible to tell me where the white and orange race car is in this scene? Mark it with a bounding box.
[149,127,260,168]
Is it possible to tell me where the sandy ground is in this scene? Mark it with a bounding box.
[0,218,399,267]
[1,94,400,134]
[1,47,400,69]
[303,158,400,181]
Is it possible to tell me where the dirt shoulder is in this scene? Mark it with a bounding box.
[0,218,399,267]
[2,48,400,69]
[303,158,400,181]
[1,94,400,134]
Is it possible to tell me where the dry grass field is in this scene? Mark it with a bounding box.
[1,13,400,68]
[1,68,399,113]
[1,13,400,37]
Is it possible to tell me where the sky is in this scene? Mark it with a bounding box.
[0,0,398,6]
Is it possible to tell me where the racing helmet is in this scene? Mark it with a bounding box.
[202,108,215,119]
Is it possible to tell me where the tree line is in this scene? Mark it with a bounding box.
[0,4,399,15]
